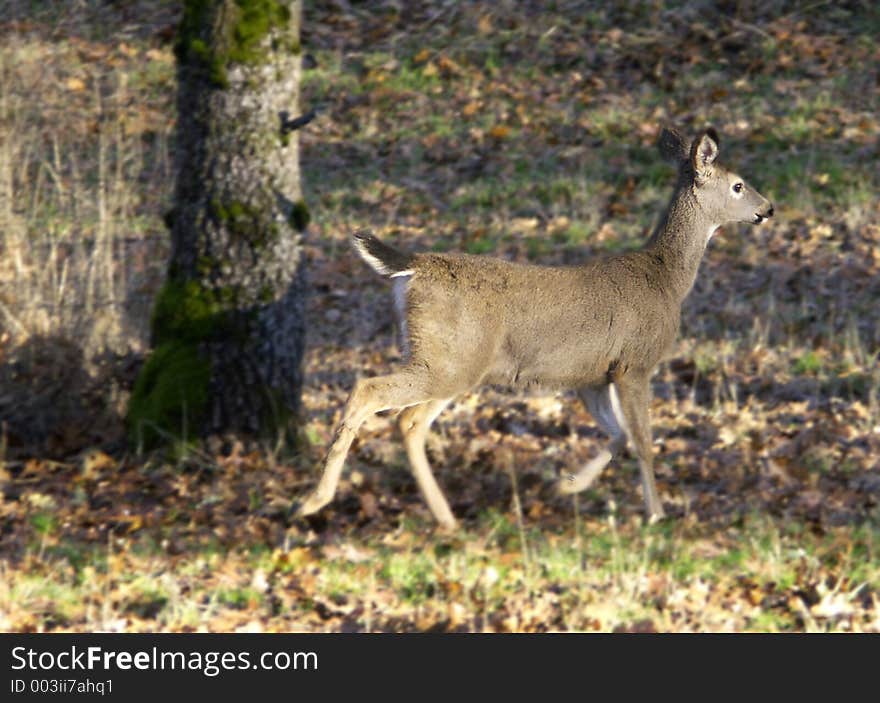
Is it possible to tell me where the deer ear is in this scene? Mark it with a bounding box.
[658,127,688,165]
[690,129,719,178]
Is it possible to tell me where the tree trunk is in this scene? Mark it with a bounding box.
[127,0,307,448]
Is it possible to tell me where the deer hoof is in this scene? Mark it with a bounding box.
[646,508,667,525]
[558,468,596,495]
[435,519,459,535]
[295,491,330,518]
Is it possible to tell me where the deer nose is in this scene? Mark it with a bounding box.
[766,205,774,218]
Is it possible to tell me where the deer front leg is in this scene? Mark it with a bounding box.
[614,374,665,521]
[297,372,432,519]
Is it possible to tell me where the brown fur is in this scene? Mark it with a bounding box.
[298,127,774,530]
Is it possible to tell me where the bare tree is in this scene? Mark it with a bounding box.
[128,0,308,447]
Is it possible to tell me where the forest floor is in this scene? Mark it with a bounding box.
[1,1,879,632]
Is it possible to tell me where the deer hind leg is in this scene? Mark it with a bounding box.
[558,384,628,495]
[297,371,434,519]
[398,398,456,531]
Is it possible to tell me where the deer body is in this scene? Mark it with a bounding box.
[399,252,679,393]
[298,128,773,530]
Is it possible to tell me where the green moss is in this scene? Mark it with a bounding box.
[128,277,231,447]
[176,0,227,87]
[176,0,295,88]
[209,61,230,90]
[258,284,275,303]
[289,199,310,231]
[127,273,285,448]
[175,0,211,62]
[189,38,210,62]
[208,198,226,220]
[229,0,291,64]
[151,278,227,346]
[228,201,249,220]
[211,198,254,224]
[127,341,210,449]
[211,198,279,246]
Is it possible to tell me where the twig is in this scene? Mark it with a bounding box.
[572,491,584,571]
[279,108,320,135]
[726,17,774,42]
[505,452,531,572]
[0,299,27,337]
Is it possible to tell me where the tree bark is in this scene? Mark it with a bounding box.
[128,0,307,447]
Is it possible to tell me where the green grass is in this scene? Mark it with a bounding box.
[3,0,880,633]
[2,507,878,632]
[792,350,823,376]
[216,586,263,610]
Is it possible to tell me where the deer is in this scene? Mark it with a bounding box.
[297,127,773,531]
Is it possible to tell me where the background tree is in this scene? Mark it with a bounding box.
[127,0,308,447]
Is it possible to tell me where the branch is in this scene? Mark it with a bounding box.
[279,108,320,135]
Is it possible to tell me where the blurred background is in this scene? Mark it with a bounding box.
[0,1,878,632]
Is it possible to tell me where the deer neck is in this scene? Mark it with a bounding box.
[645,186,716,304]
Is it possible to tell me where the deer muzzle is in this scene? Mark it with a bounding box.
[753,203,774,224]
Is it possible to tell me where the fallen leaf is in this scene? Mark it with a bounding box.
[66,77,86,92]
[488,124,510,140]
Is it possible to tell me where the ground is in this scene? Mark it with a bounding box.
[0,1,878,632]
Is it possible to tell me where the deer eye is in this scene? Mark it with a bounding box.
[732,182,744,194]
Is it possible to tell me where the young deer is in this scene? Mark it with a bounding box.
[298,127,773,530]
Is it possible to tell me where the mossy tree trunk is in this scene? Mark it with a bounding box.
[128,0,308,447]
